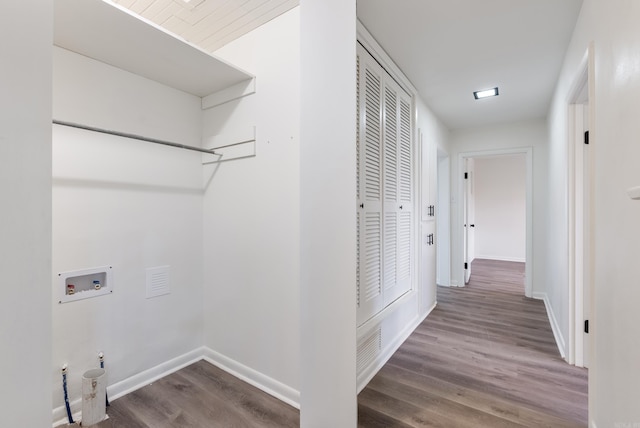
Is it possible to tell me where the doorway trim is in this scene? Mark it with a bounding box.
[567,44,594,369]
[436,151,451,287]
[457,147,533,297]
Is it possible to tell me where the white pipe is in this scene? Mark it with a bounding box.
[81,368,106,426]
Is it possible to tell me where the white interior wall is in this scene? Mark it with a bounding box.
[473,155,526,262]
[548,0,640,424]
[51,47,204,417]
[201,8,301,402]
[0,1,52,426]
[449,119,547,292]
[300,0,357,425]
[417,97,450,301]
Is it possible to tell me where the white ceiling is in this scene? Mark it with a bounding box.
[67,0,582,130]
[357,0,584,130]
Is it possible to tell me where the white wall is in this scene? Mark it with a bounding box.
[473,155,526,262]
[417,97,450,301]
[0,1,52,426]
[548,0,640,424]
[449,119,547,292]
[300,0,357,426]
[201,8,301,403]
[52,47,204,418]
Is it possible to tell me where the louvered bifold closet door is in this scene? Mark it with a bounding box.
[356,44,384,326]
[356,44,414,327]
[383,77,413,305]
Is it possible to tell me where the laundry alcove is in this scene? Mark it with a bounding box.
[51,0,261,423]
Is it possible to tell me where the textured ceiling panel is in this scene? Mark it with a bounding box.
[113,0,299,53]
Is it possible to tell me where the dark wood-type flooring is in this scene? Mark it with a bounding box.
[63,360,299,428]
[358,259,588,427]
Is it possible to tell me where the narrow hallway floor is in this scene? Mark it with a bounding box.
[358,259,588,427]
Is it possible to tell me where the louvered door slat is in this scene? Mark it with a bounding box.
[383,87,398,202]
[397,211,412,282]
[364,69,382,201]
[356,54,360,202]
[357,45,384,326]
[356,54,360,306]
[383,212,397,291]
[399,98,412,202]
[363,213,382,301]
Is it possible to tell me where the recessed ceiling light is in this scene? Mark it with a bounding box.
[474,87,499,100]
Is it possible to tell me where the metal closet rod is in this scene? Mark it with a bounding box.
[53,120,219,155]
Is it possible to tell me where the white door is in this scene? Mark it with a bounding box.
[357,46,384,326]
[572,101,591,368]
[382,76,413,305]
[356,44,414,325]
[582,104,591,368]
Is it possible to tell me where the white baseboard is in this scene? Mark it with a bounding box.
[533,292,566,359]
[52,346,300,427]
[202,347,300,409]
[356,301,437,393]
[52,347,204,427]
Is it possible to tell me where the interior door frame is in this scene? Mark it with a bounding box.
[457,147,533,297]
[567,44,594,369]
[463,158,473,284]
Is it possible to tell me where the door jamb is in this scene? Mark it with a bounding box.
[567,44,594,369]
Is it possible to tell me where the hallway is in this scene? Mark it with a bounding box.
[358,259,588,427]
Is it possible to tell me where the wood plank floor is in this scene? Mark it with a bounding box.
[62,360,299,428]
[63,259,587,427]
[358,259,588,427]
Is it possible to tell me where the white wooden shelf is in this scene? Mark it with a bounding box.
[54,0,253,98]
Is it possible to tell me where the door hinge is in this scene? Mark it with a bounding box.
[584,319,589,333]
[584,130,589,145]
[464,263,468,270]
[464,172,468,179]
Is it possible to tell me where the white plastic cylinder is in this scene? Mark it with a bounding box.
[81,368,106,426]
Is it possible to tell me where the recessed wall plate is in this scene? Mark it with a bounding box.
[58,265,113,303]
